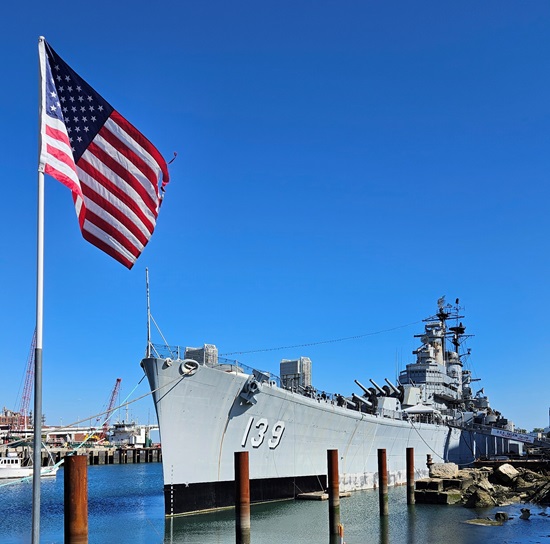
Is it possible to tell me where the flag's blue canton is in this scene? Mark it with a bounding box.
[44,60,64,124]
[45,44,113,162]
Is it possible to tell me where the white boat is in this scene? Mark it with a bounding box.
[0,451,58,480]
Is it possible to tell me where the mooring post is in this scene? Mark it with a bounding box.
[64,454,88,544]
[406,447,415,505]
[235,451,251,544]
[378,448,389,516]
[426,453,433,472]
[327,449,341,537]
[380,514,390,544]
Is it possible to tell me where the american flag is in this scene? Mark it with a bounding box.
[38,38,170,269]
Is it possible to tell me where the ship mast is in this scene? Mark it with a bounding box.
[435,297,470,364]
[436,296,450,365]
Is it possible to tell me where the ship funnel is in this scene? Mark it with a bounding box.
[384,378,401,396]
[369,379,386,396]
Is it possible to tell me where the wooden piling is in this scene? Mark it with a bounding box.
[64,454,88,544]
[406,447,415,505]
[378,448,389,516]
[380,514,390,544]
[327,449,341,536]
[235,451,250,544]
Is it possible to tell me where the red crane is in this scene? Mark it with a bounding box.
[18,330,37,431]
[99,378,122,441]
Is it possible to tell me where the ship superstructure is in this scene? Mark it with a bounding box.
[396,298,511,430]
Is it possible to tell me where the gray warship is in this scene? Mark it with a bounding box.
[142,297,516,516]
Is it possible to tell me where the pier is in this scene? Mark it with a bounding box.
[40,446,162,466]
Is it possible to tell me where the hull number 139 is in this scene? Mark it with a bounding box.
[241,417,285,449]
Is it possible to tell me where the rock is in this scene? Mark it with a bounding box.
[464,489,496,508]
[464,518,503,526]
[439,491,462,505]
[520,469,540,483]
[519,508,531,520]
[415,464,550,507]
[494,511,509,522]
[515,477,535,492]
[473,468,492,484]
[494,489,521,506]
[494,464,519,485]
[429,463,459,479]
[457,468,480,483]
[477,478,495,492]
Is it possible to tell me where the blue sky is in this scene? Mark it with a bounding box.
[1,1,549,431]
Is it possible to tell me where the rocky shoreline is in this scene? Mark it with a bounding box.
[414,462,550,508]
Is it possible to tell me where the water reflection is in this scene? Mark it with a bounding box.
[162,487,548,544]
[3,464,545,544]
[406,505,417,544]
[379,515,390,544]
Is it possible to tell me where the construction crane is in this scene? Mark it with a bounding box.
[97,378,122,442]
[18,329,37,431]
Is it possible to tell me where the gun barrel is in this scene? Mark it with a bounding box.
[352,393,372,407]
[384,378,401,395]
[369,379,386,396]
[354,379,370,395]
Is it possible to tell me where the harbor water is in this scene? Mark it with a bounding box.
[0,463,548,543]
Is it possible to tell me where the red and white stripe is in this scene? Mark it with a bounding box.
[41,116,82,200]
[73,112,168,269]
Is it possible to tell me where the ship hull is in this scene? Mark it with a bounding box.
[142,357,491,516]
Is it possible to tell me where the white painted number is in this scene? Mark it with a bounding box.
[268,421,285,449]
[250,418,269,447]
[241,416,254,447]
[241,417,286,449]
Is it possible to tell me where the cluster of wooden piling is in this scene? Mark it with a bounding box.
[234,447,417,544]
[64,447,418,543]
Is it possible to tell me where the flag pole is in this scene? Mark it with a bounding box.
[32,171,44,543]
[146,268,151,358]
[33,36,46,544]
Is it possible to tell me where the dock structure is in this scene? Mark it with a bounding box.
[448,421,550,451]
[296,491,352,501]
[40,447,162,466]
